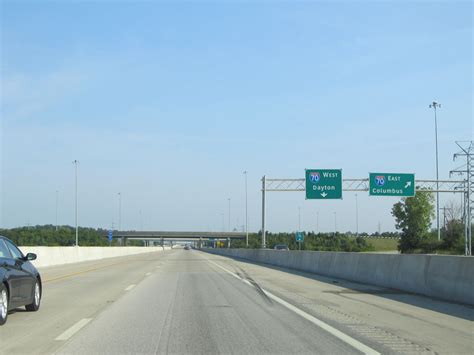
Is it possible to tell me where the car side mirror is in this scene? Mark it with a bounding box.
[25,253,37,261]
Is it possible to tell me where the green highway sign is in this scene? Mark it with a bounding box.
[369,173,415,197]
[305,169,342,199]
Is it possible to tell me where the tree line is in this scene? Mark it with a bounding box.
[0,192,469,255]
[229,232,375,252]
[0,225,139,247]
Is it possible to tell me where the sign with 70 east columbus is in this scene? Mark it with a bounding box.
[369,173,415,197]
[305,169,342,199]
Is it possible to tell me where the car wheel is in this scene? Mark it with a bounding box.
[25,280,41,312]
[0,283,8,325]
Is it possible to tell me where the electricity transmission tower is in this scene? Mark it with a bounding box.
[450,141,473,256]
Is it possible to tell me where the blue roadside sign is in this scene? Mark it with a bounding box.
[296,232,304,242]
[108,230,113,242]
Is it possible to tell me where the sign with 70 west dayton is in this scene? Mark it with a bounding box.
[305,169,342,199]
[369,173,415,197]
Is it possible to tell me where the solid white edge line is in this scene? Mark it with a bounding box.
[55,318,92,341]
[206,258,380,355]
[125,284,136,291]
[145,272,151,276]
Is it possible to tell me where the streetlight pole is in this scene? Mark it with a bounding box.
[139,209,143,230]
[429,101,441,241]
[298,206,301,231]
[55,190,59,231]
[355,194,359,237]
[334,212,337,236]
[73,160,79,246]
[227,198,231,232]
[118,192,122,231]
[243,171,248,247]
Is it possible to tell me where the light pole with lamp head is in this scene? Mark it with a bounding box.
[429,101,441,241]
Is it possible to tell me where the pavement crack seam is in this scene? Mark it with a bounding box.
[235,266,273,305]
[204,255,380,355]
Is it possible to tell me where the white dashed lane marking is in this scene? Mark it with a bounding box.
[55,318,92,341]
[124,284,135,291]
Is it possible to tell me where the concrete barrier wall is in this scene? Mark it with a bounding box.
[204,249,474,305]
[18,246,171,268]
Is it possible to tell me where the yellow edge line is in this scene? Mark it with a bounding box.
[43,260,134,284]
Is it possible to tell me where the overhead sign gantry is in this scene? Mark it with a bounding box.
[261,170,466,252]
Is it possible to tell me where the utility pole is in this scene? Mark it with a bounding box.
[429,101,441,241]
[334,212,337,236]
[243,171,248,247]
[440,207,449,232]
[73,160,79,247]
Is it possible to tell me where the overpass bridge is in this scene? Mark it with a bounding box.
[109,231,246,247]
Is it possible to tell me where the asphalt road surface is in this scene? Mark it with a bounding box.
[1,248,472,354]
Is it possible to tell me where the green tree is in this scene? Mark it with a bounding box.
[442,219,465,252]
[391,192,435,253]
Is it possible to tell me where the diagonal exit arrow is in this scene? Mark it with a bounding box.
[404,181,412,189]
[321,192,328,198]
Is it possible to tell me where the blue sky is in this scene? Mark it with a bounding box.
[1,0,472,233]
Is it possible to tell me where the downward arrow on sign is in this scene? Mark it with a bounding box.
[321,192,328,198]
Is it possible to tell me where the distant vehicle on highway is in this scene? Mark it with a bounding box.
[184,245,191,250]
[0,236,42,326]
[273,244,289,251]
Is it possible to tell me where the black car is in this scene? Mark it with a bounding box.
[273,244,289,251]
[0,236,42,326]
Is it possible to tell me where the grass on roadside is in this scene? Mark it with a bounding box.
[348,237,399,251]
[367,238,399,251]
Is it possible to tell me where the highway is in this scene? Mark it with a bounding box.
[1,249,472,354]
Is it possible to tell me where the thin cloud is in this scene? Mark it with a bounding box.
[2,68,86,120]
